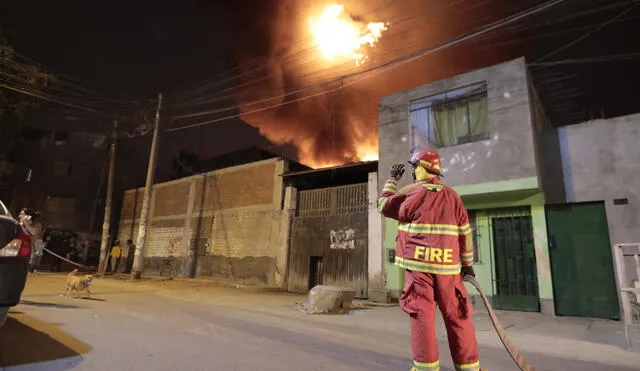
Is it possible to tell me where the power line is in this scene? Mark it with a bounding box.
[171,0,478,105]
[173,0,504,119]
[529,52,640,66]
[168,0,569,132]
[172,0,619,112]
[172,0,410,100]
[533,0,640,63]
[0,80,97,113]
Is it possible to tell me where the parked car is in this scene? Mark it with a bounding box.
[0,201,30,328]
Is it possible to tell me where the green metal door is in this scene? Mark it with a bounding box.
[491,214,540,311]
[545,202,620,319]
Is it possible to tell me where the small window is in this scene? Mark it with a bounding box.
[409,82,491,148]
[54,131,69,146]
[46,196,75,213]
[53,160,71,176]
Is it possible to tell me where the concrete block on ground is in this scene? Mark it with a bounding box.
[297,285,356,314]
[369,289,392,303]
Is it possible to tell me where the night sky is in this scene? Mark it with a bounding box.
[1,0,231,97]
[1,0,639,170]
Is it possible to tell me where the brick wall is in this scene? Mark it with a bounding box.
[117,158,288,285]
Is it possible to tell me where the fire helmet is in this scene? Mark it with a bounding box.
[409,149,443,176]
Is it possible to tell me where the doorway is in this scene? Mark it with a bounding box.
[308,256,324,290]
[546,202,620,319]
[491,212,540,312]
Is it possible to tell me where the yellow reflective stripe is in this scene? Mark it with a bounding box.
[377,197,388,212]
[460,223,472,235]
[399,222,470,236]
[454,361,480,371]
[382,181,398,194]
[394,257,461,275]
[382,186,397,193]
[419,159,441,170]
[422,184,443,192]
[461,252,474,259]
[412,359,440,371]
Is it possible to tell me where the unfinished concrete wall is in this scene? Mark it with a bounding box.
[367,172,385,299]
[543,114,640,244]
[378,57,538,193]
[526,70,564,204]
[117,158,289,286]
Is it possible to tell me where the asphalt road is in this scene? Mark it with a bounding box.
[0,275,637,371]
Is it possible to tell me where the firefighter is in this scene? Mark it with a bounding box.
[377,149,481,371]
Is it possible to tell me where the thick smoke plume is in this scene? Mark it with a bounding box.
[213,0,508,168]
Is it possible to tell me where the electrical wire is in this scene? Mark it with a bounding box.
[479,14,640,50]
[529,52,640,66]
[172,0,410,100]
[0,79,97,112]
[533,0,640,63]
[171,0,480,104]
[167,0,569,132]
[171,0,621,112]
[172,0,510,119]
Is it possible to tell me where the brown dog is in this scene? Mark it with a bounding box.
[64,269,94,298]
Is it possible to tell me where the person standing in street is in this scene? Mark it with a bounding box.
[29,238,44,272]
[110,240,121,273]
[124,239,135,273]
[377,149,482,371]
[20,208,45,273]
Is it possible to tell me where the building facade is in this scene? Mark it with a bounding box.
[117,158,293,286]
[378,57,556,316]
[10,127,109,248]
[378,56,638,320]
[539,113,640,320]
[282,162,381,299]
[118,156,387,298]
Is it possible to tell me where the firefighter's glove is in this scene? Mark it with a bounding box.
[461,266,475,278]
[390,164,405,180]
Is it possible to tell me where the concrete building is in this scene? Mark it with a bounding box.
[10,127,109,247]
[378,57,554,314]
[282,161,381,299]
[540,113,640,321]
[116,153,388,299]
[117,157,298,285]
[377,57,629,320]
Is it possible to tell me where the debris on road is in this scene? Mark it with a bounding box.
[296,285,356,314]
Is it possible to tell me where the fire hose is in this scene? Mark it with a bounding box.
[463,274,536,371]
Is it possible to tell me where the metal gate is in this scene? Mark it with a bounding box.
[287,183,369,298]
[489,207,540,312]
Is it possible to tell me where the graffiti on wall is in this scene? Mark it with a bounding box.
[167,236,184,257]
[329,228,356,250]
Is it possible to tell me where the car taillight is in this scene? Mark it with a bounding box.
[0,234,30,257]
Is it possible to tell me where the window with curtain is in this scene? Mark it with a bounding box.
[409,82,491,148]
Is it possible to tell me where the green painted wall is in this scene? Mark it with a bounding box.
[531,205,554,301]
[464,213,495,297]
[384,218,403,294]
[382,176,555,312]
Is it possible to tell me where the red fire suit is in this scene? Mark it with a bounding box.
[378,177,480,371]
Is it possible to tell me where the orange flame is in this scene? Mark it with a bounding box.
[309,4,388,66]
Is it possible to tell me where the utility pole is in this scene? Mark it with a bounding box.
[98,117,119,273]
[131,93,163,280]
